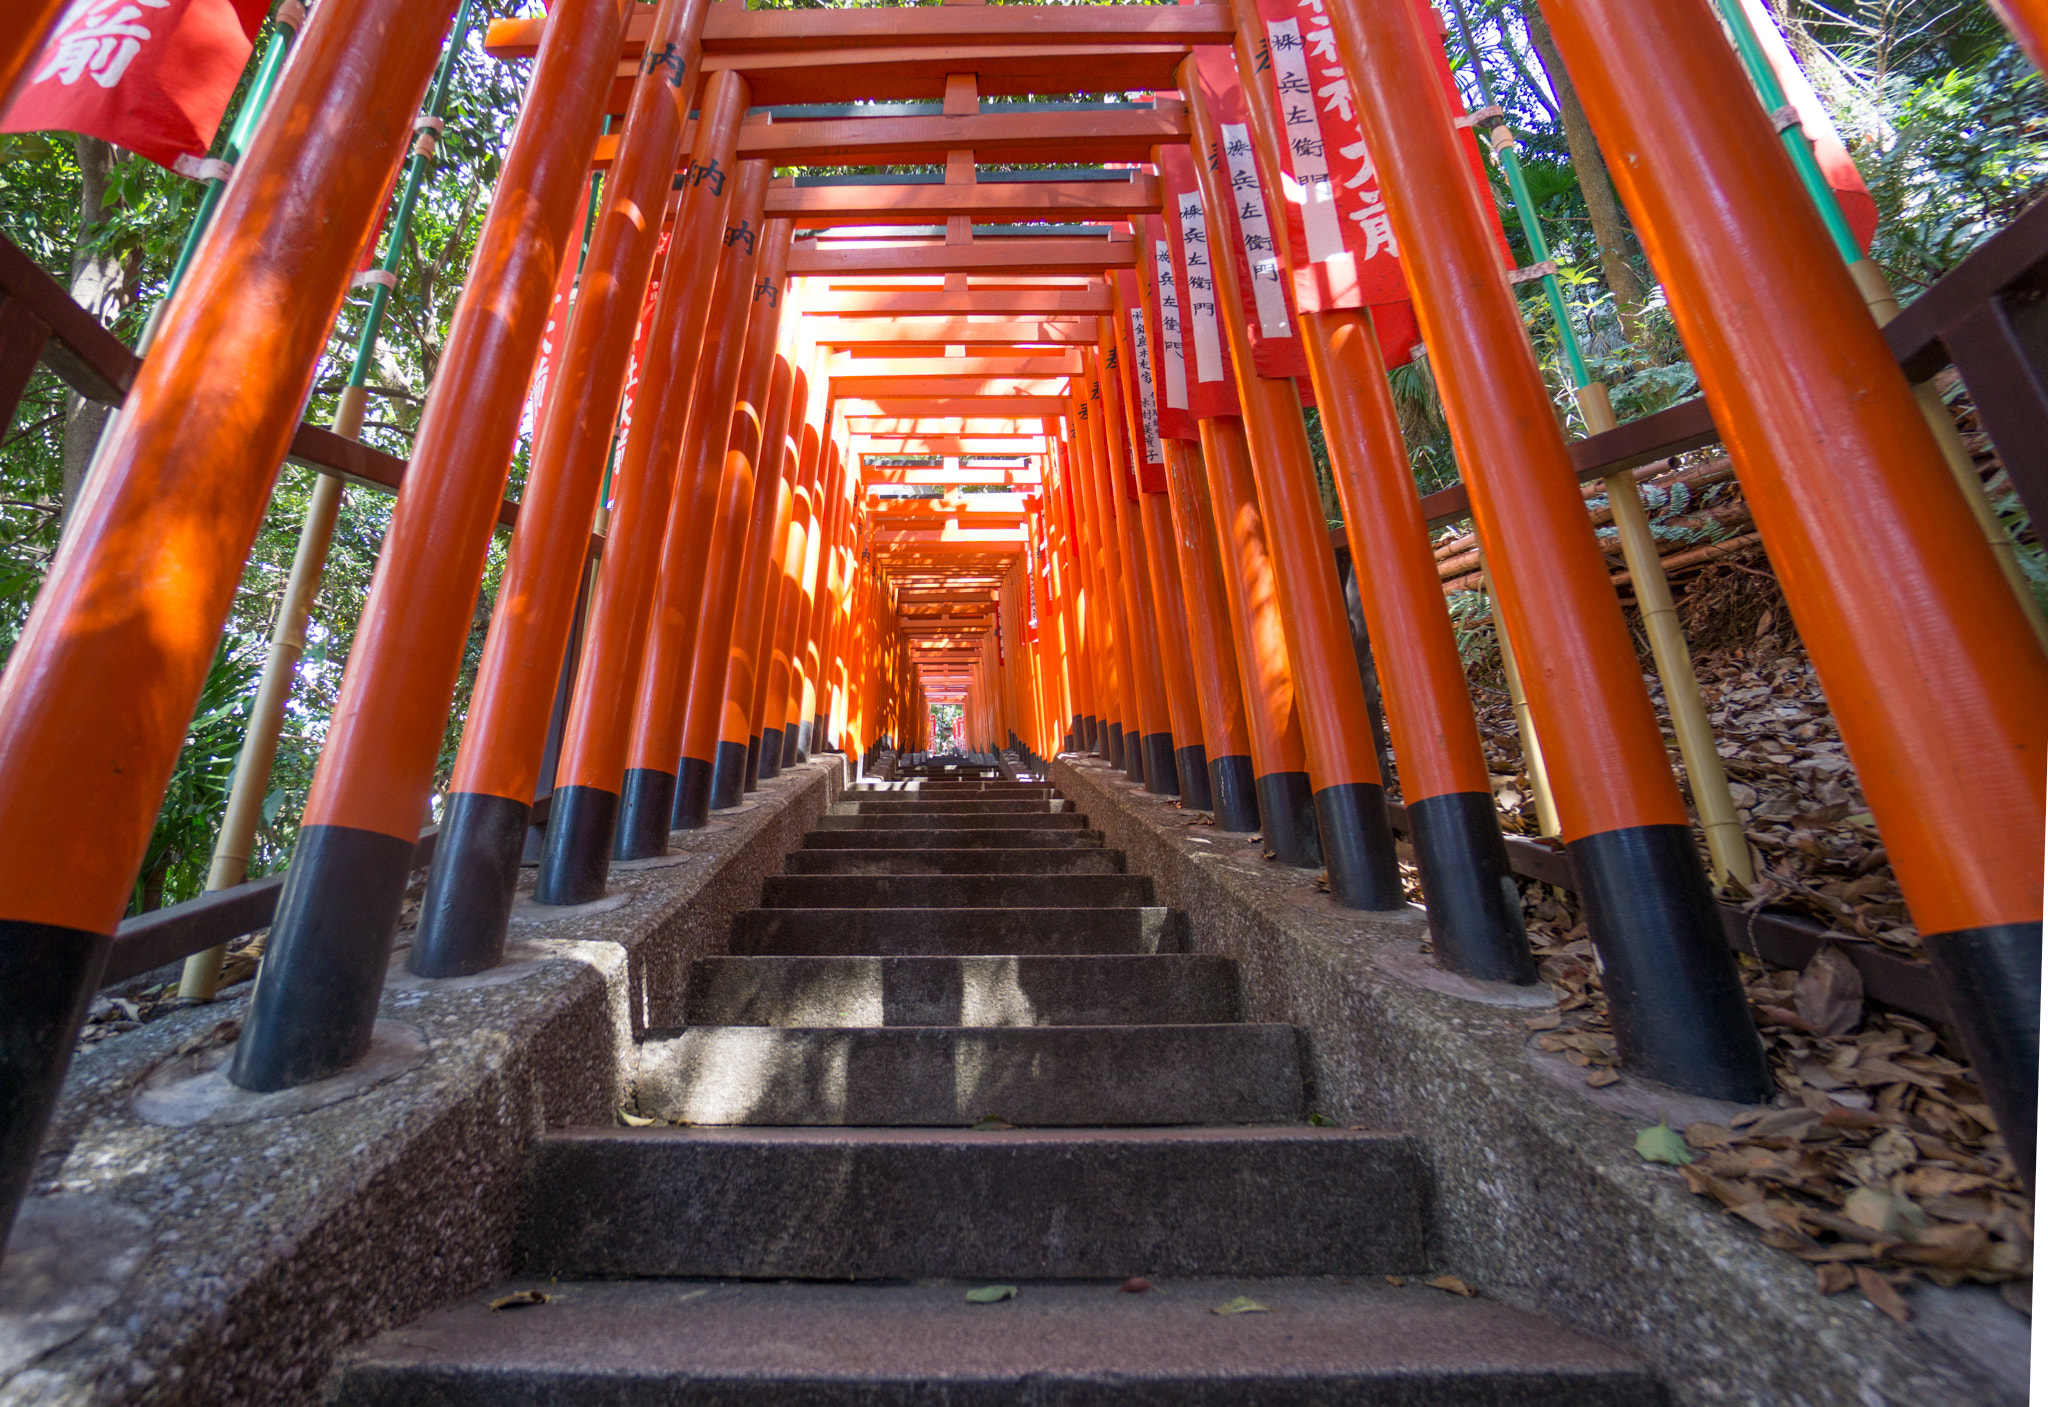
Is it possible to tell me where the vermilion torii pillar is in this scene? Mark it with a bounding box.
[672,214,794,827]
[0,0,462,1247]
[229,0,623,1092]
[1178,66,1403,912]
[411,0,722,975]
[1538,0,2046,1164]
[711,230,801,807]
[1324,0,1771,1100]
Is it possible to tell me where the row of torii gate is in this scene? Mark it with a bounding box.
[1,0,2044,1256]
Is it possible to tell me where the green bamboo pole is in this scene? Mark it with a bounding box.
[1711,0,2048,650]
[158,2,309,312]
[1446,0,1752,887]
[180,0,478,998]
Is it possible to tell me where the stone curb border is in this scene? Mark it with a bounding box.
[1051,754,2027,1407]
[0,758,849,1407]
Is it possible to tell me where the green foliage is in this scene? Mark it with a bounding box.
[132,638,264,914]
[0,5,530,908]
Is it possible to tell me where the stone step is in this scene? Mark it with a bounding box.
[733,906,1184,957]
[831,797,1069,814]
[330,1277,1661,1407]
[848,782,1055,796]
[814,811,1090,831]
[801,827,1105,850]
[513,1127,1430,1279]
[760,873,1154,910]
[782,847,1126,876]
[682,954,1240,1026]
[635,1024,1299,1126]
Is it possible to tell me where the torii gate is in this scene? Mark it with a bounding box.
[0,0,2042,1262]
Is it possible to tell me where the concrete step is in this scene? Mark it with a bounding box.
[848,782,1055,796]
[513,1127,1430,1279]
[733,906,1184,957]
[760,873,1154,910]
[782,847,1126,876]
[831,797,1069,814]
[814,812,1090,831]
[682,954,1240,1027]
[801,828,1105,850]
[331,1277,1661,1407]
[635,1023,1300,1126]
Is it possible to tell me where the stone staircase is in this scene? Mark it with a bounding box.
[329,762,1663,1403]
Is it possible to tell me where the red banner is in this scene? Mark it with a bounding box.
[1247,0,1493,370]
[1734,0,1877,251]
[2,0,268,170]
[1156,142,1243,432]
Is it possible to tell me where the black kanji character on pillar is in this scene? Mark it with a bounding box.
[692,158,726,194]
[754,279,779,306]
[644,42,686,88]
[725,220,756,253]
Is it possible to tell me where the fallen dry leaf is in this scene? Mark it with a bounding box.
[489,1290,549,1311]
[1119,1277,1152,1294]
[1856,1267,1912,1323]
[1424,1275,1476,1298]
[1384,1276,1405,1287]
[1211,1296,1271,1315]
[1815,1263,1856,1296]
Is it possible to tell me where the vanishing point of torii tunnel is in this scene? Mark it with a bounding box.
[1,0,2045,1330]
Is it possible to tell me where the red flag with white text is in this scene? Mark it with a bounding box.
[1,0,270,171]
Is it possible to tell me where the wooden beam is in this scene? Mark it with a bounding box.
[589,108,1184,170]
[862,468,1044,485]
[854,434,1047,453]
[836,396,1070,418]
[816,319,1097,347]
[831,355,1082,378]
[791,239,1136,277]
[697,47,1191,108]
[870,527,1030,544]
[845,416,1053,434]
[768,177,1161,227]
[485,5,1235,60]
[809,289,1112,318]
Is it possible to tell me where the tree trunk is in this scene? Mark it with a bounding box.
[60,135,135,525]
[1521,4,1650,341]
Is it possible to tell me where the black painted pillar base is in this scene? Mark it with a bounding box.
[1175,744,1212,812]
[709,739,751,811]
[743,734,763,792]
[413,791,530,977]
[1125,727,1146,784]
[1072,715,1085,753]
[1107,722,1124,770]
[1924,920,2040,1190]
[1143,732,1178,796]
[1313,782,1404,909]
[1256,770,1322,867]
[1406,790,1535,985]
[812,714,832,753]
[230,823,415,1092]
[1209,754,1260,833]
[614,767,677,860]
[786,722,806,768]
[534,784,618,907]
[673,755,715,829]
[0,919,109,1255]
[759,727,784,781]
[1569,824,1772,1103]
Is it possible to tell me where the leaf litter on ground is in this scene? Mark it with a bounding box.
[1210,1296,1271,1315]
[965,1285,1017,1303]
[1448,564,2033,1325]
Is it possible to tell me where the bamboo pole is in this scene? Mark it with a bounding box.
[1448,0,1750,886]
[1713,0,2048,653]
[1480,559,1560,840]
[180,0,477,999]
